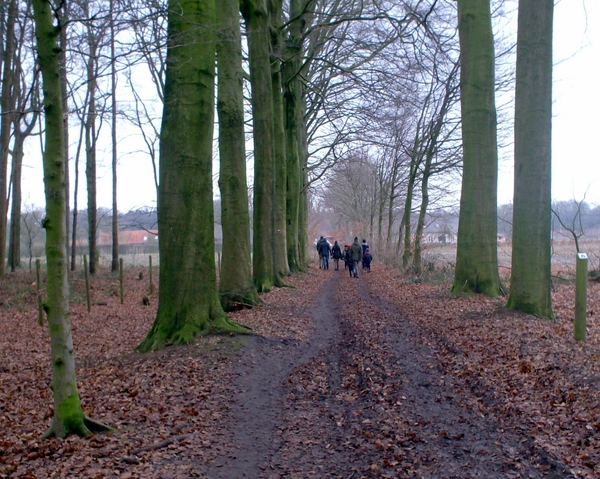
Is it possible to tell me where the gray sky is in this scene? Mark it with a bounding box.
[498,0,600,205]
[21,0,599,212]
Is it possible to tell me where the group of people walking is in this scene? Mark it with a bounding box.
[316,236,373,277]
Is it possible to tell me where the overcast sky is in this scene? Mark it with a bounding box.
[21,0,599,212]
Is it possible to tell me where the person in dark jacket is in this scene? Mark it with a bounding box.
[363,249,373,272]
[317,236,331,269]
[350,237,363,278]
[361,239,370,269]
[344,245,352,271]
[331,241,343,270]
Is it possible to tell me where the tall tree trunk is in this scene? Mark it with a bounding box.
[282,0,306,273]
[32,0,107,438]
[413,67,459,276]
[110,0,119,272]
[451,0,502,296]
[70,116,86,271]
[506,0,554,318]
[8,131,23,271]
[413,168,429,277]
[269,0,289,282]
[242,0,275,292]
[386,154,400,249]
[84,4,98,275]
[0,0,17,278]
[58,1,70,272]
[7,100,36,271]
[139,0,249,352]
[298,103,309,267]
[401,156,418,270]
[216,0,259,309]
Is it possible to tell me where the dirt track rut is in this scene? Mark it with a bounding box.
[203,269,573,478]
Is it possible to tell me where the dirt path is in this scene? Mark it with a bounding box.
[198,270,571,479]
[205,276,342,478]
[203,269,574,478]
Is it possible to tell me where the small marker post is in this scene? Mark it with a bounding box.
[574,252,588,341]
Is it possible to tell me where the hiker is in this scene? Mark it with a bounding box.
[315,236,324,268]
[350,237,363,278]
[331,241,343,271]
[363,249,373,272]
[317,236,331,270]
[344,244,352,271]
[361,239,370,269]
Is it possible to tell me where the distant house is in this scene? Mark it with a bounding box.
[97,230,159,255]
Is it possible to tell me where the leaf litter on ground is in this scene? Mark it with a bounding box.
[0,262,598,478]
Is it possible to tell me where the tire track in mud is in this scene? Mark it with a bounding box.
[359,280,573,478]
[204,269,574,478]
[204,274,342,478]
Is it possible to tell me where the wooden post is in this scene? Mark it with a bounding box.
[574,252,588,341]
[36,259,44,326]
[84,255,91,313]
[119,258,124,304]
[149,255,154,294]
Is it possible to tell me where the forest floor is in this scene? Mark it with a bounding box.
[1,261,600,479]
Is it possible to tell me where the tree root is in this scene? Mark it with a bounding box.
[84,415,112,434]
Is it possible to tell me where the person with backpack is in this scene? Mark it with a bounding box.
[361,239,370,270]
[331,241,343,270]
[363,249,373,272]
[343,244,352,272]
[317,236,332,270]
[350,237,363,278]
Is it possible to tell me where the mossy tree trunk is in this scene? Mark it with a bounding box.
[269,0,289,282]
[83,0,98,275]
[0,0,17,278]
[216,0,259,310]
[242,0,275,292]
[139,0,249,352]
[298,104,310,267]
[412,65,459,276]
[109,0,119,273]
[506,0,554,318]
[8,123,35,271]
[32,0,106,438]
[283,0,307,273]
[401,147,419,270]
[451,0,502,297]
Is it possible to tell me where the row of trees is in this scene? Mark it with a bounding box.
[13,0,561,438]
[451,0,554,320]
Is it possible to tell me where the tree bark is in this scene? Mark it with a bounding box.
[242,0,275,292]
[506,0,554,318]
[8,131,23,271]
[58,1,70,273]
[216,0,259,309]
[0,0,17,278]
[282,0,307,273]
[84,1,98,275]
[139,0,249,352]
[451,0,502,297]
[110,0,119,272]
[269,0,289,282]
[32,0,102,438]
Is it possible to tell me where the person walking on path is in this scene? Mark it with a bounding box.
[350,237,363,278]
[361,239,370,270]
[331,241,343,270]
[363,249,373,272]
[344,245,352,271]
[317,236,332,270]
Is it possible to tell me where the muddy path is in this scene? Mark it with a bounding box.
[203,269,573,478]
[204,275,342,478]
